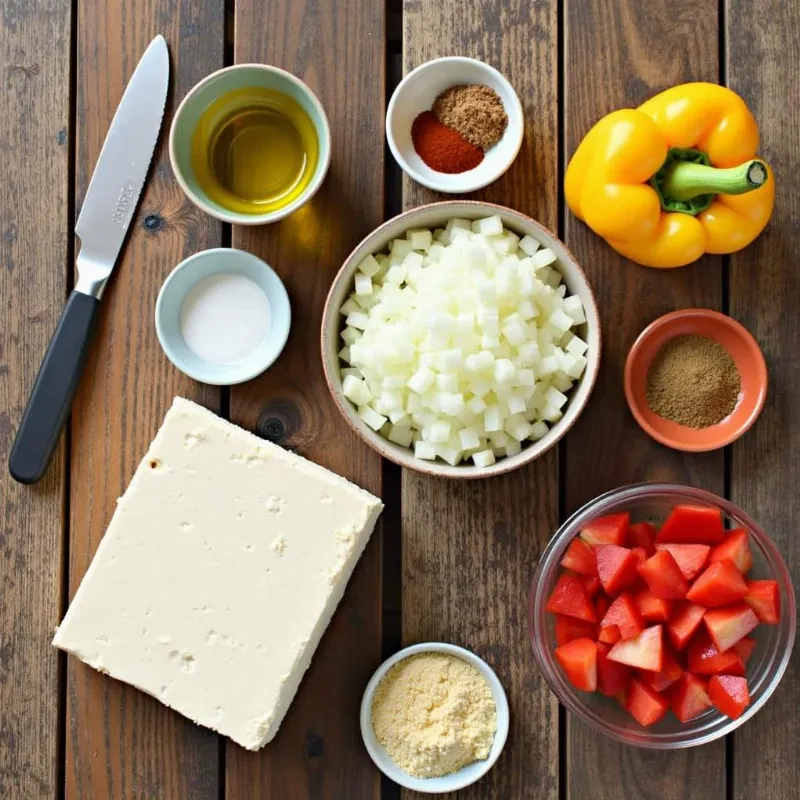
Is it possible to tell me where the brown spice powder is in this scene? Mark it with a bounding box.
[645,334,741,429]
[432,84,508,150]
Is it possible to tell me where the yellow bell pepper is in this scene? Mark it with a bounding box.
[565,83,774,268]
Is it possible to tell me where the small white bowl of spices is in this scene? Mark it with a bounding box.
[360,642,510,793]
[386,57,524,194]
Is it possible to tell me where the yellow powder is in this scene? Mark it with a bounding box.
[371,653,498,779]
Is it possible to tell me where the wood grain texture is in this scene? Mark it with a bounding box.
[563,1,726,798]
[402,2,560,798]
[226,1,385,798]
[0,0,70,796]
[66,1,223,797]
[727,1,800,798]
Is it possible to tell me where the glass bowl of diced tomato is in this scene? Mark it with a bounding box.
[528,483,795,748]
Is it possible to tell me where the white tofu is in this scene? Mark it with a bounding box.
[52,398,383,751]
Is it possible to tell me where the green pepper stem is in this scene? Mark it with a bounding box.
[661,159,768,201]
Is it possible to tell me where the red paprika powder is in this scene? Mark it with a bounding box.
[411,111,484,173]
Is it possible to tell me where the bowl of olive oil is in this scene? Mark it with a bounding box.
[170,65,331,225]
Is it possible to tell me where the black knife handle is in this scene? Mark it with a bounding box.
[9,291,101,484]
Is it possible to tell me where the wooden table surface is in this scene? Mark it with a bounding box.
[2,0,799,797]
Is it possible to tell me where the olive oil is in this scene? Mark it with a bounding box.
[191,86,319,215]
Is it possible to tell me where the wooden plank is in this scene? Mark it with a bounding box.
[726,2,800,798]
[0,0,70,796]
[563,1,726,798]
[401,2,560,798]
[65,2,224,797]
[226,1,385,797]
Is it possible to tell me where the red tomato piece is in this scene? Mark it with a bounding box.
[637,550,689,600]
[732,636,756,663]
[630,547,648,566]
[628,521,657,555]
[637,647,684,693]
[703,603,759,653]
[555,637,597,692]
[561,538,598,576]
[667,602,707,651]
[579,574,602,598]
[655,543,710,581]
[600,592,644,640]
[555,615,598,646]
[597,641,632,696]
[634,589,672,622]
[580,513,630,546]
[546,574,597,622]
[625,678,669,727]
[598,625,621,644]
[709,529,752,574]
[744,579,780,624]
[669,673,713,723]
[687,630,746,676]
[686,560,748,607]
[608,625,663,672]
[709,675,750,720]
[595,594,610,620]
[595,544,640,595]
[656,505,725,544]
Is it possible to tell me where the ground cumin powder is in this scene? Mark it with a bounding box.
[645,334,741,428]
[371,653,497,778]
[433,84,508,150]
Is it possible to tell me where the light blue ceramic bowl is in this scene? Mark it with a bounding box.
[169,64,331,225]
[155,248,291,385]
[360,642,510,794]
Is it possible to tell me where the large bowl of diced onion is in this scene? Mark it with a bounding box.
[321,201,601,478]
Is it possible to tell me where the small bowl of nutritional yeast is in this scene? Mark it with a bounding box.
[624,309,768,452]
[360,642,509,793]
[386,57,524,194]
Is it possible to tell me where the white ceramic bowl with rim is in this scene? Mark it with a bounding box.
[360,642,510,794]
[386,57,524,193]
[320,201,601,479]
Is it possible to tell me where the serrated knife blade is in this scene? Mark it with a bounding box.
[9,35,171,484]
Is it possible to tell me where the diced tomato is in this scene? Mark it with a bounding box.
[579,574,602,598]
[744,579,780,624]
[597,641,631,696]
[595,544,640,595]
[628,521,657,555]
[555,615,598,646]
[704,603,759,653]
[732,637,756,663]
[600,592,644,640]
[688,630,746,676]
[608,625,663,672]
[656,504,725,544]
[667,602,706,651]
[655,543,710,581]
[631,547,648,566]
[625,678,669,727]
[595,594,610,620]
[634,589,672,622]
[580,513,630,546]
[546,574,596,622]
[637,550,689,600]
[561,538,598,576]
[709,675,750,720]
[598,625,621,644]
[638,648,683,693]
[555,638,597,692]
[686,560,748,607]
[669,673,713,723]
[709,529,752,574]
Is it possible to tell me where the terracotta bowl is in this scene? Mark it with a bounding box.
[320,201,601,479]
[624,309,768,452]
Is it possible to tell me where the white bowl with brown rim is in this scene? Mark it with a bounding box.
[320,201,601,479]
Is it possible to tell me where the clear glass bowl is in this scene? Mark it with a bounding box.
[529,483,796,748]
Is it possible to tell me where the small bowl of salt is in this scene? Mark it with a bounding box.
[155,247,291,385]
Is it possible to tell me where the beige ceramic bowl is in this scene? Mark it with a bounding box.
[321,201,601,478]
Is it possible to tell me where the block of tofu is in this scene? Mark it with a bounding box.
[53,397,383,750]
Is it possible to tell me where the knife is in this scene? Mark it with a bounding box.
[9,35,170,484]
